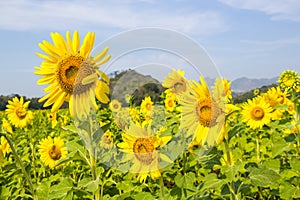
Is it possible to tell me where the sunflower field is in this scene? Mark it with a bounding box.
[0,31,300,200]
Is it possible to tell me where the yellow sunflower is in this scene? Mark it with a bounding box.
[100,130,114,149]
[109,99,122,112]
[140,96,153,113]
[180,77,226,147]
[278,70,300,91]
[164,91,177,112]
[34,31,111,120]
[241,97,273,129]
[48,112,58,129]
[117,124,172,182]
[0,136,11,157]
[253,89,260,96]
[5,97,33,128]
[162,69,190,98]
[39,136,67,169]
[2,118,13,134]
[213,78,232,103]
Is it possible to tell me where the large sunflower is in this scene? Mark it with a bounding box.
[5,97,33,128]
[180,77,226,147]
[241,97,273,129]
[117,124,172,182]
[34,31,111,120]
[162,69,190,98]
[38,136,67,169]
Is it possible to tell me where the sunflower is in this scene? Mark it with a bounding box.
[140,96,153,113]
[34,31,111,120]
[180,77,226,147]
[39,136,67,169]
[48,112,58,129]
[5,97,33,128]
[2,118,13,133]
[117,124,172,182]
[0,136,11,157]
[109,99,122,112]
[164,91,177,112]
[213,78,232,103]
[253,89,260,96]
[278,70,300,91]
[100,130,114,149]
[162,69,190,98]
[241,97,273,129]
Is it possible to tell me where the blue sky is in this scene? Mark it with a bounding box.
[0,0,300,97]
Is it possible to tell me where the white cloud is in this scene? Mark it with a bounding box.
[0,0,227,36]
[219,0,300,21]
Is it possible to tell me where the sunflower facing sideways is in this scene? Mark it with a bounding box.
[5,97,33,128]
[34,31,111,120]
[117,124,172,182]
[39,136,67,169]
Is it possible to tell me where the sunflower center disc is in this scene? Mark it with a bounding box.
[48,145,62,160]
[174,81,186,93]
[252,107,265,120]
[16,107,27,119]
[133,138,155,165]
[197,99,218,127]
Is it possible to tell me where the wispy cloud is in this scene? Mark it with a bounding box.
[0,0,227,35]
[219,0,300,21]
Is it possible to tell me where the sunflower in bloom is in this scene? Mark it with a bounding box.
[109,99,122,112]
[278,70,300,91]
[180,77,226,147]
[34,31,111,120]
[1,118,13,133]
[39,136,67,169]
[5,97,33,128]
[213,78,232,103]
[48,112,58,129]
[0,136,11,157]
[140,96,153,113]
[253,89,260,96]
[241,97,273,129]
[100,130,114,149]
[164,91,178,112]
[117,124,172,182]
[162,69,190,98]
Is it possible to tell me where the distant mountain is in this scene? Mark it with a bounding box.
[231,77,278,92]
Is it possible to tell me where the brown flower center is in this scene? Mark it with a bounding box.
[251,106,264,120]
[173,80,186,94]
[48,145,62,160]
[16,107,27,119]
[133,138,155,165]
[196,98,220,127]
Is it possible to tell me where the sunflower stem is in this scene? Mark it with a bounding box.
[256,134,260,162]
[159,175,165,200]
[2,133,36,199]
[224,139,237,200]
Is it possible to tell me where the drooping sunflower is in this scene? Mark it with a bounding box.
[162,69,190,98]
[34,31,111,120]
[39,136,67,169]
[278,70,300,91]
[5,97,33,128]
[241,97,273,129]
[0,136,11,157]
[117,124,172,182]
[109,99,122,112]
[180,77,226,147]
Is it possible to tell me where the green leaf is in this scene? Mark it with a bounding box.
[280,182,300,199]
[174,172,196,188]
[280,169,299,180]
[272,139,292,158]
[200,173,225,191]
[77,177,99,193]
[49,178,73,199]
[263,159,280,173]
[249,167,281,187]
[290,159,300,173]
[134,192,155,200]
[36,181,51,200]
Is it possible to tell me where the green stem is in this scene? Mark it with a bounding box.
[28,131,37,183]
[256,135,260,162]
[159,175,165,200]
[224,140,237,200]
[3,134,36,199]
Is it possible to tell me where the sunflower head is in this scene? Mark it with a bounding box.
[109,99,122,112]
[242,97,273,129]
[140,96,153,113]
[162,69,190,97]
[117,124,172,182]
[0,136,11,157]
[2,118,13,134]
[34,31,111,120]
[278,70,300,91]
[253,89,260,96]
[38,136,67,169]
[5,97,33,128]
[100,130,114,149]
